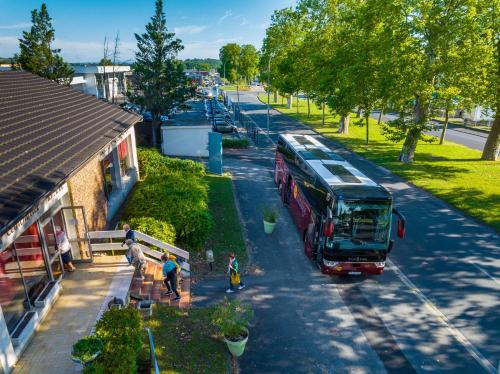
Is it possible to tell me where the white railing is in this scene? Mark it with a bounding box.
[88,230,190,271]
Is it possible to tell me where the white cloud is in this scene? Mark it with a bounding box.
[218,10,232,24]
[173,25,207,36]
[180,37,241,59]
[0,22,31,30]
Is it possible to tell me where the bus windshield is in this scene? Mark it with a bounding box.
[331,200,391,246]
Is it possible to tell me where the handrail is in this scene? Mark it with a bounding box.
[145,327,160,374]
[88,230,189,259]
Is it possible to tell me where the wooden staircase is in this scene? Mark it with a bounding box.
[129,260,190,309]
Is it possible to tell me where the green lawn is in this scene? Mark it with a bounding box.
[220,85,250,91]
[258,93,500,231]
[204,174,247,274]
[147,305,227,374]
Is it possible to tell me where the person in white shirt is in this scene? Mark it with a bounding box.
[55,226,75,272]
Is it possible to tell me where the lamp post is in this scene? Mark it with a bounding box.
[267,54,271,136]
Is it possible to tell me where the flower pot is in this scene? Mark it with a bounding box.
[224,328,249,357]
[263,220,276,234]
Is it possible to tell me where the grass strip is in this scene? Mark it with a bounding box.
[147,305,227,374]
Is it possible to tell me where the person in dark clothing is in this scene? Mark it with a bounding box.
[161,254,181,301]
[121,224,136,264]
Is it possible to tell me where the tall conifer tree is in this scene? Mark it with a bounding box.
[129,0,193,147]
[15,3,74,85]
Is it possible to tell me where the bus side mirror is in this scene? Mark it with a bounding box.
[388,240,394,253]
[397,219,405,238]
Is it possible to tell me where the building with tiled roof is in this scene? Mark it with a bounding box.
[0,70,141,372]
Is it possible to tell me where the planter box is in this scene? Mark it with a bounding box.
[35,281,59,308]
[11,311,38,347]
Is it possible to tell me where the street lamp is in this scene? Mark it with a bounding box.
[266,54,271,136]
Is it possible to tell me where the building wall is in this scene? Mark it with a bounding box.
[67,155,108,231]
[161,125,211,157]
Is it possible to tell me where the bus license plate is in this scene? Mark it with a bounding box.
[348,271,361,275]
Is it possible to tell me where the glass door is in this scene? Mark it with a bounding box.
[40,213,64,280]
[61,206,93,262]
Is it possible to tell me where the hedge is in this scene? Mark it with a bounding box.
[123,148,213,250]
[222,138,250,148]
[84,308,144,374]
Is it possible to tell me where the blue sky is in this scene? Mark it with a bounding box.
[0,0,296,62]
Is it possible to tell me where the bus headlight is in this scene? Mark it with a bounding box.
[323,259,339,267]
[374,261,385,268]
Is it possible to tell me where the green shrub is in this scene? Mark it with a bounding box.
[138,147,205,179]
[211,298,253,341]
[91,308,144,374]
[82,362,105,374]
[124,148,213,250]
[72,336,103,364]
[222,138,250,148]
[128,217,176,245]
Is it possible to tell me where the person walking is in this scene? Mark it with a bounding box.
[127,239,145,280]
[161,254,181,301]
[121,224,136,264]
[226,253,245,293]
[55,226,75,272]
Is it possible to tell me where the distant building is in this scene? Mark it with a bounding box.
[70,64,132,102]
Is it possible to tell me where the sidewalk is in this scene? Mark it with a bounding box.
[12,256,132,374]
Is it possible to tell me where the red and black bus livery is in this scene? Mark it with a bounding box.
[275,133,405,275]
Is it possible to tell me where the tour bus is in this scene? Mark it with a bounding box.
[275,133,406,275]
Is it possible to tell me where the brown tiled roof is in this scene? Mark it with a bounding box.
[0,70,140,234]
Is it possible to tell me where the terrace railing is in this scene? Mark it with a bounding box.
[88,230,190,272]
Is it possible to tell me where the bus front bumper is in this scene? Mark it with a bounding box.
[321,260,385,275]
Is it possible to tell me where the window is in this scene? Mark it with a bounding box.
[14,223,49,306]
[118,137,133,176]
[101,152,116,198]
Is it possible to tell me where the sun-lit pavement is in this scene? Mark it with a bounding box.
[213,91,499,373]
[12,256,132,374]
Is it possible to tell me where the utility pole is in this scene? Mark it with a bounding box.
[267,55,271,135]
[223,61,226,84]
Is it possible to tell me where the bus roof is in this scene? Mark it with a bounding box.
[279,133,391,200]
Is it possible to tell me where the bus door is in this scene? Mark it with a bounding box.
[305,214,319,259]
[284,174,293,205]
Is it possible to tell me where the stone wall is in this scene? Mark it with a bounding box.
[67,155,108,231]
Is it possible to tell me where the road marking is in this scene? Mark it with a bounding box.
[387,258,496,374]
[468,261,500,286]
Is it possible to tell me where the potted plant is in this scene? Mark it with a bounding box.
[263,206,278,234]
[71,336,103,367]
[212,298,253,357]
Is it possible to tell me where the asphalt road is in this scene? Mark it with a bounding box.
[370,111,488,151]
[214,91,500,373]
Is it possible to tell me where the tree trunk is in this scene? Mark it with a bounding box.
[307,96,310,118]
[151,116,159,148]
[274,90,278,103]
[338,113,350,134]
[481,114,500,160]
[398,97,425,162]
[356,107,362,118]
[287,95,292,109]
[296,94,299,114]
[439,108,449,145]
[365,115,369,145]
[481,39,500,160]
[322,103,325,126]
[377,107,384,126]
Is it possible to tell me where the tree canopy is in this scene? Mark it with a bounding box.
[14,3,74,85]
[219,43,259,83]
[128,0,194,147]
[262,0,499,161]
